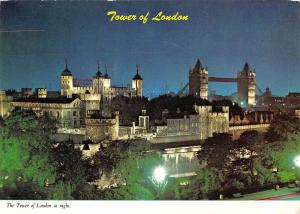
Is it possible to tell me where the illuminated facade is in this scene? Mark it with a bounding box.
[60,61,143,106]
[10,97,82,128]
[0,90,13,118]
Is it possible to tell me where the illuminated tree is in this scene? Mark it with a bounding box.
[178,168,224,199]
[197,133,233,171]
[93,139,160,199]
[50,141,95,186]
[238,130,264,175]
[267,134,300,183]
[265,114,300,142]
[110,96,148,125]
[0,110,56,189]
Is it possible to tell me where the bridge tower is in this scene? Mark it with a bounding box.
[237,62,256,106]
[189,59,208,100]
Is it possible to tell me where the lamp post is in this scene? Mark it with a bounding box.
[150,165,167,199]
[294,156,300,168]
[293,156,300,189]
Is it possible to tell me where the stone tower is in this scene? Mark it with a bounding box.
[132,64,143,97]
[189,59,208,100]
[60,59,73,98]
[237,62,256,106]
[103,64,111,89]
[93,62,104,95]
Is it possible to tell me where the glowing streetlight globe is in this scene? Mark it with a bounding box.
[294,156,300,167]
[153,166,166,183]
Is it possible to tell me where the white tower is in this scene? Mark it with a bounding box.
[60,59,73,98]
[132,64,143,97]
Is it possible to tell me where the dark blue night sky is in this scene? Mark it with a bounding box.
[0,0,300,98]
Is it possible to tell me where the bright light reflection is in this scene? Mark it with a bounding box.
[294,156,300,167]
[153,166,166,183]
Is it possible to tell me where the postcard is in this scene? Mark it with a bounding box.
[0,0,300,213]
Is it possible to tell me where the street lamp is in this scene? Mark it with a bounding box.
[293,156,300,189]
[153,165,166,183]
[294,156,300,168]
[150,165,168,199]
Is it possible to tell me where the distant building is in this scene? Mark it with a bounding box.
[36,88,47,98]
[257,88,286,108]
[21,88,33,98]
[285,92,300,107]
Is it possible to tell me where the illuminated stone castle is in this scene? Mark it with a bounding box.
[60,60,143,104]
[166,105,229,140]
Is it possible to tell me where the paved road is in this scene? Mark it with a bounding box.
[258,192,300,200]
[233,186,300,200]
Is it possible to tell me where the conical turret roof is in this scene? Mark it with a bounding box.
[61,59,72,76]
[132,64,143,80]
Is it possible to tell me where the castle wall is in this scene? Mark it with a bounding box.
[165,105,230,140]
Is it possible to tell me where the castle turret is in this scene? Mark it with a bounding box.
[103,64,111,89]
[60,59,73,98]
[132,64,143,97]
[93,61,104,94]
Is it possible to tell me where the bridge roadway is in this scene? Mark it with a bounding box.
[208,77,237,82]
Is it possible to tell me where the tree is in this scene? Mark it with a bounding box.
[50,141,97,185]
[48,181,74,200]
[99,184,155,200]
[47,140,102,199]
[0,116,4,127]
[177,168,224,199]
[197,133,233,171]
[0,181,48,200]
[110,96,148,125]
[238,130,264,175]
[0,109,105,200]
[92,139,161,199]
[267,134,300,183]
[147,95,210,122]
[72,183,102,200]
[0,110,56,190]
[265,114,300,142]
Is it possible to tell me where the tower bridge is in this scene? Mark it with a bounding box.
[179,59,257,107]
